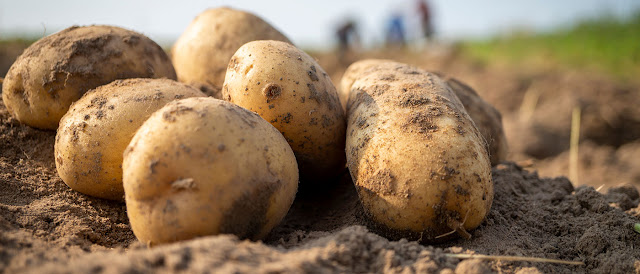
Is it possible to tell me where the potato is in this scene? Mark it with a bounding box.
[222,40,345,187]
[123,97,298,245]
[442,77,508,166]
[54,79,205,200]
[172,8,291,98]
[2,25,177,130]
[341,59,507,166]
[345,60,493,240]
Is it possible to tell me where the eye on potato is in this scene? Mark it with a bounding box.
[172,7,291,98]
[123,97,298,245]
[54,78,205,200]
[1,25,177,130]
[344,60,493,241]
[222,40,346,187]
[340,59,507,166]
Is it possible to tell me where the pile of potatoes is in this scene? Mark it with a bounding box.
[1,7,507,246]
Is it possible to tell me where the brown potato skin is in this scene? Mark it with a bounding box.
[341,59,507,166]
[1,25,177,130]
[172,8,291,98]
[345,60,493,241]
[222,40,346,186]
[54,79,205,200]
[123,98,298,245]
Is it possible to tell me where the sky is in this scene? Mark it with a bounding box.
[0,0,639,49]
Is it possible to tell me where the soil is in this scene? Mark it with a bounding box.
[2,44,640,273]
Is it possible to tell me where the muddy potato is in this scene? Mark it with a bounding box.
[222,40,345,186]
[442,77,508,165]
[123,97,298,245]
[345,60,493,241]
[54,79,205,200]
[172,8,291,98]
[341,59,507,166]
[2,25,177,130]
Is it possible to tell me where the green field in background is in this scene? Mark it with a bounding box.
[461,12,640,80]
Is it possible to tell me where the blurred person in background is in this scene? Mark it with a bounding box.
[385,11,406,48]
[417,0,434,41]
[335,19,360,63]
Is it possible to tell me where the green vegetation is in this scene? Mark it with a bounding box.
[461,12,640,80]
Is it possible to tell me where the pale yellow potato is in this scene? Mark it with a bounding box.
[341,59,508,166]
[54,79,205,200]
[222,40,345,187]
[2,25,177,130]
[172,7,291,98]
[345,60,493,241]
[123,97,298,245]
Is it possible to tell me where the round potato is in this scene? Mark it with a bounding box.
[222,40,346,187]
[54,78,205,200]
[172,7,291,98]
[345,60,493,241]
[2,25,177,130]
[341,59,507,166]
[123,97,298,245]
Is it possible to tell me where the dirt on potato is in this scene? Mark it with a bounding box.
[2,45,640,273]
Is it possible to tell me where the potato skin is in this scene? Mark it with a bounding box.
[341,59,507,166]
[172,8,291,98]
[1,25,177,130]
[345,60,493,240]
[443,77,508,166]
[54,79,205,200]
[123,97,298,245]
[222,40,346,186]
[338,59,391,112]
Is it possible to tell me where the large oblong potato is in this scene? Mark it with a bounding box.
[54,78,205,200]
[123,97,298,245]
[172,7,291,98]
[222,40,346,187]
[2,25,177,130]
[345,60,493,241]
[340,59,507,166]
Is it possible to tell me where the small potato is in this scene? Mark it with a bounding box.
[172,8,291,98]
[2,25,177,130]
[222,40,346,186]
[345,60,493,241]
[341,59,507,166]
[442,77,508,165]
[123,97,298,245]
[54,79,205,200]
